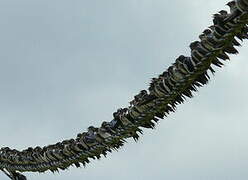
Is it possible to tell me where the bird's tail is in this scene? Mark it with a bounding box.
[1,169,27,180]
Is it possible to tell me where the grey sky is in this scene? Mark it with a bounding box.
[0,0,248,179]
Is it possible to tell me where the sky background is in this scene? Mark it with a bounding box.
[0,0,248,180]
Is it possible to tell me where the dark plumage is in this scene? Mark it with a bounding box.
[215,50,230,60]
[227,1,237,13]
[12,172,27,180]
[236,0,248,12]
[223,45,239,54]
[191,50,203,63]
[1,169,26,180]
[214,24,229,35]
[190,41,209,56]
[225,1,242,22]
[202,29,221,46]
[212,57,224,67]
[232,38,241,46]
[184,57,195,72]
[213,13,226,25]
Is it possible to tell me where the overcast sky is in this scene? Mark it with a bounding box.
[1,0,248,180]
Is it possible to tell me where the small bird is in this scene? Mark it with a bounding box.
[76,135,90,150]
[160,77,172,93]
[51,148,64,161]
[227,1,237,13]
[44,149,57,162]
[209,25,223,38]
[213,24,229,37]
[176,55,192,74]
[185,57,195,72]
[84,126,98,144]
[200,29,220,48]
[97,127,112,139]
[101,121,116,134]
[190,41,209,56]
[213,13,225,26]
[224,1,242,22]
[191,50,203,63]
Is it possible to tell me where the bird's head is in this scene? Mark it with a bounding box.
[226,1,236,8]
[189,41,200,51]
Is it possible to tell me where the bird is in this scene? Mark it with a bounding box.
[97,127,112,139]
[213,13,226,26]
[175,55,193,74]
[224,1,242,22]
[200,29,220,48]
[101,121,117,135]
[219,10,228,15]
[87,126,108,144]
[175,57,196,77]
[76,134,90,150]
[130,90,148,106]
[227,1,237,13]
[190,41,209,56]
[213,24,229,37]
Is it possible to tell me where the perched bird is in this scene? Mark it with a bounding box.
[61,141,74,156]
[224,1,242,22]
[154,81,169,97]
[213,24,229,37]
[148,78,159,94]
[112,109,123,128]
[76,134,90,150]
[87,126,97,136]
[129,106,142,118]
[130,90,148,106]
[109,119,118,129]
[158,77,171,94]
[175,56,195,75]
[200,29,220,48]
[190,41,209,56]
[51,148,64,161]
[184,57,195,72]
[227,1,237,13]
[83,126,98,144]
[101,121,117,134]
[213,13,226,26]
[119,108,135,126]
[87,126,107,145]
[209,25,223,38]
[44,149,57,162]
[32,146,43,163]
[97,127,112,139]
